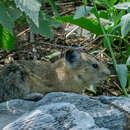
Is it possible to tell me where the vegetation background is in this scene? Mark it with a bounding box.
[0,0,130,97]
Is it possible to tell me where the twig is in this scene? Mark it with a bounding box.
[66,26,79,38]
[59,8,75,16]
[56,2,74,6]
[113,81,122,92]
[100,85,118,96]
[109,75,118,78]
[16,28,30,37]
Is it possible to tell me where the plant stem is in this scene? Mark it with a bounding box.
[122,87,129,97]
[92,0,117,69]
[91,0,129,97]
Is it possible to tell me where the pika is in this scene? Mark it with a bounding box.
[0,49,110,102]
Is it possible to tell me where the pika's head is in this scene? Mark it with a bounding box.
[64,49,110,85]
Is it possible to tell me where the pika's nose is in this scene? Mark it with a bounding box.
[101,68,110,76]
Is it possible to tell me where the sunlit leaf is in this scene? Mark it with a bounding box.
[56,15,103,35]
[114,2,130,10]
[28,12,53,39]
[116,64,128,88]
[15,0,41,27]
[0,25,16,50]
[0,1,14,35]
[96,0,117,8]
[8,6,22,22]
[74,6,93,19]
[126,56,130,65]
[120,13,130,37]
[128,7,130,13]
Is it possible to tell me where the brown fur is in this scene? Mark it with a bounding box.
[0,50,110,102]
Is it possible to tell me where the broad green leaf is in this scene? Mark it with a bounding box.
[56,15,103,35]
[0,1,14,35]
[48,0,59,17]
[74,6,93,19]
[128,7,130,13]
[126,46,130,56]
[128,73,130,90]
[126,56,130,65]
[120,13,130,37]
[41,12,61,28]
[8,6,22,22]
[28,12,53,39]
[116,64,128,88]
[15,0,41,27]
[0,25,16,50]
[114,2,130,10]
[96,0,117,8]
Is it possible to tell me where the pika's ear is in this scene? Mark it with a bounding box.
[64,49,80,67]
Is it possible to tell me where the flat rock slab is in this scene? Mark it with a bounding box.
[99,96,130,113]
[0,99,36,129]
[37,92,125,130]
[99,96,130,130]
[1,92,130,130]
[3,103,108,130]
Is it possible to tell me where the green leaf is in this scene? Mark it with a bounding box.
[126,46,130,56]
[15,0,41,27]
[56,15,103,35]
[126,56,130,66]
[28,12,53,40]
[116,64,128,88]
[0,1,14,35]
[48,0,59,17]
[96,0,117,8]
[128,7,130,13]
[99,10,109,19]
[114,2,130,10]
[120,13,130,37]
[0,25,16,50]
[82,0,87,5]
[128,73,130,90]
[41,12,61,28]
[74,6,93,19]
[8,6,22,22]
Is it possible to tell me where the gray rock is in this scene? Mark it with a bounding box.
[3,103,107,130]
[99,96,130,130]
[99,96,130,113]
[37,92,125,130]
[0,99,36,129]
[1,92,129,130]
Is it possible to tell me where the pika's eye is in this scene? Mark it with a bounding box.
[92,64,98,69]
